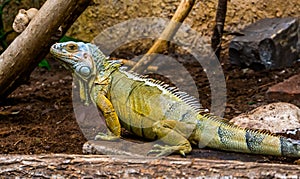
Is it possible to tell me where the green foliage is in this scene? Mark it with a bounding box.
[59,36,84,43]
[247,101,256,105]
[0,0,13,53]
[38,59,50,70]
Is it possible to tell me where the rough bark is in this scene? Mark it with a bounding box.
[0,0,92,99]
[0,154,299,177]
[211,0,228,60]
[131,0,195,74]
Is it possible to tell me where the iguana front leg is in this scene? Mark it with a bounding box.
[94,92,121,140]
[148,120,193,157]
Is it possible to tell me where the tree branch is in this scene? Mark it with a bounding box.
[131,0,195,74]
[0,0,92,99]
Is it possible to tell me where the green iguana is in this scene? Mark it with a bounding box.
[50,41,300,157]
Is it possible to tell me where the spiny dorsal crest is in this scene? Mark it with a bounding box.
[87,43,203,114]
[87,43,109,71]
[124,71,203,113]
[202,113,279,138]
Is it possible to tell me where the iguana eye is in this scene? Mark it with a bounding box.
[66,43,78,52]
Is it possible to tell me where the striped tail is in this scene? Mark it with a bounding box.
[195,114,300,157]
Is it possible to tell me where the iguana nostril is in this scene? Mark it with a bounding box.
[52,43,62,50]
[51,44,57,49]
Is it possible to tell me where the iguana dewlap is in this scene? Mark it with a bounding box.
[50,41,300,157]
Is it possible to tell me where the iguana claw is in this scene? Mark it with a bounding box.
[94,132,120,141]
[147,144,186,157]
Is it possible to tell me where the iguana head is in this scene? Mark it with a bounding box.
[50,41,108,105]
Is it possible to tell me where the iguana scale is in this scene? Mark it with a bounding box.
[50,41,300,157]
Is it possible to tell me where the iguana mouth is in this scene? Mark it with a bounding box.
[50,43,78,70]
[50,43,65,58]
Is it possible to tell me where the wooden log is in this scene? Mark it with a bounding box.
[0,0,92,99]
[0,154,299,177]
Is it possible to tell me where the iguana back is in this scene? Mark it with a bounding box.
[107,69,200,140]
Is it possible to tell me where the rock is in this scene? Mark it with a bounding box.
[230,102,300,139]
[229,17,299,70]
[12,8,39,33]
[266,74,300,106]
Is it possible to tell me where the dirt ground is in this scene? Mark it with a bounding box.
[0,49,299,163]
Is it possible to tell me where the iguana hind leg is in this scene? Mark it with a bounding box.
[148,120,193,157]
[94,93,121,141]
